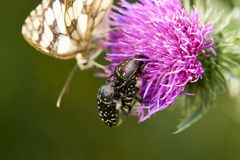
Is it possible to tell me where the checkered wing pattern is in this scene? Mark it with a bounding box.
[22,0,112,60]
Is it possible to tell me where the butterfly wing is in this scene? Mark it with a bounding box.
[22,0,79,59]
[64,0,113,59]
[22,0,113,60]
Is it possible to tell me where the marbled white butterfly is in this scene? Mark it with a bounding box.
[22,0,113,106]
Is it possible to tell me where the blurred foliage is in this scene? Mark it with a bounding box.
[0,0,240,160]
[175,0,240,133]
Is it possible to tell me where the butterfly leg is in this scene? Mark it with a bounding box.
[90,48,107,70]
[94,26,119,39]
[91,47,111,74]
[92,61,108,71]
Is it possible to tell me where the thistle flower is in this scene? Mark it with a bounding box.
[105,0,214,122]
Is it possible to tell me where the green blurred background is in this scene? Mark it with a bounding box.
[1,0,240,160]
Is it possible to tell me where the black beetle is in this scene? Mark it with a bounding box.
[97,82,121,127]
[97,58,144,127]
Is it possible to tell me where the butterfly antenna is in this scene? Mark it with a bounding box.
[56,64,79,108]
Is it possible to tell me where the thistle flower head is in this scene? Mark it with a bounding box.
[106,0,214,122]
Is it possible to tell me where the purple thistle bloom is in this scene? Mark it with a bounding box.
[105,0,214,122]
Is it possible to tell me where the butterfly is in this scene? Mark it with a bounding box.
[22,0,113,106]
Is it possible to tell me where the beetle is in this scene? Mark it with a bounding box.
[114,59,142,87]
[114,58,143,111]
[97,58,144,127]
[97,82,121,127]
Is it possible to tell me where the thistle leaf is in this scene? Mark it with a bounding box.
[174,104,208,134]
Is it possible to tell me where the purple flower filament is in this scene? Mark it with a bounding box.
[106,0,214,122]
